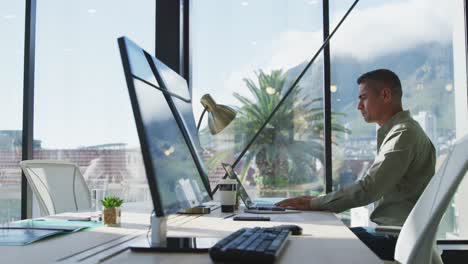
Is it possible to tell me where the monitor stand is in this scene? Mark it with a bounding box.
[129,212,220,252]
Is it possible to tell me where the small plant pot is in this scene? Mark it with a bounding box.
[102,207,121,226]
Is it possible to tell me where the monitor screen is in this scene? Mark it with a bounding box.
[146,55,207,170]
[118,37,212,216]
[149,56,191,102]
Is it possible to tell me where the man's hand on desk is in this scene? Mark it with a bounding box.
[275,195,320,210]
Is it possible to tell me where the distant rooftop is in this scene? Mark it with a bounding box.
[78,143,127,150]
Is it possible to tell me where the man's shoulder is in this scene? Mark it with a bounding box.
[383,119,425,146]
[388,117,422,135]
[385,118,431,148]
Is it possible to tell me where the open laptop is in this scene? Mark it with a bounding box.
[221,163,300,214]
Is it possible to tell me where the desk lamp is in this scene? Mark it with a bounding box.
[196,94,236,134]
[177,94,236,215]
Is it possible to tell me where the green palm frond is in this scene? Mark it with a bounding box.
[233,69,350,187]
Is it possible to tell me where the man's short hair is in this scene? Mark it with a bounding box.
[357,69,402,102]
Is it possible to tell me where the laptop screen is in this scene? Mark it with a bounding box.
[221,163,254,208]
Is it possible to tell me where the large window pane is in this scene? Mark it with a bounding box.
[34,0,154,215]
[191,0,329,200]
[0,1,25,223]
[330,0,468,234]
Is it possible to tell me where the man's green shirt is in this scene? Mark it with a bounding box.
[310,110,436,226]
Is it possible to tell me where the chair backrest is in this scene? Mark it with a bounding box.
[395,135,468,264]
[20,160,92,215]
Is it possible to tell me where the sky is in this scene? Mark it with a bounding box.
[191,0,454,119]
[0,0,456,149]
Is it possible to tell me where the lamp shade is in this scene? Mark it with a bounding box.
[200,94,236,134]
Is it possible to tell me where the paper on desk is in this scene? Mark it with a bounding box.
[0,228,63,246]
[11,219,102,232]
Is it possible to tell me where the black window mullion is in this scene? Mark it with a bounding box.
[155,0,186,78]
[322,0,332,193]
[21,0,36,219]
[183,0,190,92]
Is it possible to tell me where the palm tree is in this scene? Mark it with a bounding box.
[233,69,348,190]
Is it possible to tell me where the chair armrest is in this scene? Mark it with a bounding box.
[374,225,402,236]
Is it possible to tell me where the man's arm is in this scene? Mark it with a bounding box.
[277,126,415,212]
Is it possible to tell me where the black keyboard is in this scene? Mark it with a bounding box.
[209,227,290,263]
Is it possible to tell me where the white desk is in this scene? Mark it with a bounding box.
[2,210,383,264]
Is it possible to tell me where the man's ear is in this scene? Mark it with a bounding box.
[381,87,392,103]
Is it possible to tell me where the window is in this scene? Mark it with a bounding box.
[330,0,468,233]
[0,1,25,223]
[191,0,329,200]
[34,0,155,214]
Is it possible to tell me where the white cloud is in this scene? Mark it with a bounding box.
[223,0,454,95]
[208,0,454,120]
[331,0,453,60]
[267,31,323,71]
[269,0,454,64]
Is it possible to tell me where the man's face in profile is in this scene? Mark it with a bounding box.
[357,82,384,123]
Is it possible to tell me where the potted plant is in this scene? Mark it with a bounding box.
[101,195,124,226]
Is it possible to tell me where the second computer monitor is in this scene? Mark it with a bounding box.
[118,37,212,216]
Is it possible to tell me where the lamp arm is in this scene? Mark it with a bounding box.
[197,107,208,130]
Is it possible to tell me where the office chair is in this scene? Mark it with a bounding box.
[20,160,92,216]
[376,135,468,264]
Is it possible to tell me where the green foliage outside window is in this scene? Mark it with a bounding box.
[234,69,349,191]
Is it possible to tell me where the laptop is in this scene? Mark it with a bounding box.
[221,163,300,214]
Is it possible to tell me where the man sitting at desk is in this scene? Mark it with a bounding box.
[276,69,436,261]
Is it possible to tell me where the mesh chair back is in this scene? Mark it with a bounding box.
[20,160,91,215]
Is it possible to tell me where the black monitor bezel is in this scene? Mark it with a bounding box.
[118,37,212,217]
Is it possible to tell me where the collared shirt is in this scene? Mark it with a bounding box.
[310,110,436,226]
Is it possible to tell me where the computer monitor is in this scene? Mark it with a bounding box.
[118,36,219,252]
[118,37,211,217]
